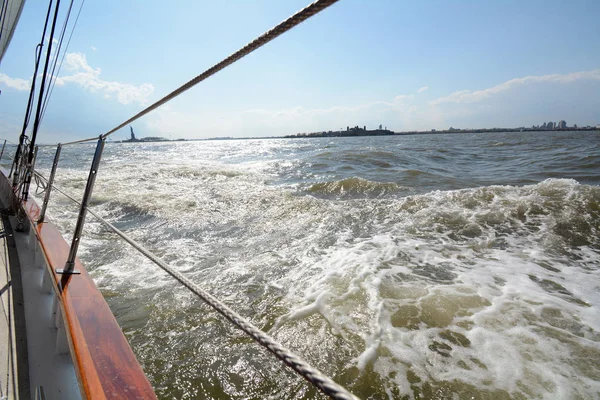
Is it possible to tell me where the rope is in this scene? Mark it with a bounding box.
[15,0,338,148]
[33,173,47,195]
[101,0,339,139]
[25,2,357,397]
[32,171,359,400]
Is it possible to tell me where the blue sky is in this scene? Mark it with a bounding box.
[0,0,599,142]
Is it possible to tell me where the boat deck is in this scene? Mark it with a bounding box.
[0,208,29,399]
[0,199,81,400]
[0,164,158,399]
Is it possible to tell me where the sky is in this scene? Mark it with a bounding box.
[0,0,599,143]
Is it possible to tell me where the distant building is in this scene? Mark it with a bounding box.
[558,120,566,129]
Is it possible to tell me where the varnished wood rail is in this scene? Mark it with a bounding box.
[1,170,156,399]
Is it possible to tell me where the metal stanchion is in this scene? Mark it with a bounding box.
[58,137,105,275]
[21,145,39,201]
[38,144,62,223]
[0,140,6,162]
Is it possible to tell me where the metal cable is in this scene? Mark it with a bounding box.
[41,0,86,124]
[26,0,61,164]
[33,173,47,195]
[101,0,339,139]
[39,0,75,121]
[32,170,359,400]
[24,44,42,130]
[13,141,30,191]
[37,136,97,147]
[11,1,54,178]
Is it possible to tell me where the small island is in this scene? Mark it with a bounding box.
[114,121,598,143]
[120,126,176,143]
[285,125,394,138]
[283,120,599,139]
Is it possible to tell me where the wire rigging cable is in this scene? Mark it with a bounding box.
[101,0,340,140]
[20,0,62,203]
[24,45,43,130]
[41,135,96,147]
[39,0,75,120]
[11,0,54,181]
[41,0,86,123]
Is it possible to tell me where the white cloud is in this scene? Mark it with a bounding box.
[241,94,415,119]
[145,66,600,137]
[0,52,154,105]
[417,86,429,93]
[147,95,421,138]
[0,73,29,91]
[91,46,97,52]
[431,69,600,105]
[54,52,154,105]
[393,94,415,102]
[242,95,416,121]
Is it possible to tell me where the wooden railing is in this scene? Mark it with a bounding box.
[0,169,156,399]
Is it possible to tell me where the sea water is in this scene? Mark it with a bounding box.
[27,130,600,399]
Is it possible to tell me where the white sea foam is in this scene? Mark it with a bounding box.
[269,179,600,398]
[30,138,600,399]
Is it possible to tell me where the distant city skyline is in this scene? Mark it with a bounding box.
[0,1,599,143]
[110,118,600,142]
[130,120,598,142]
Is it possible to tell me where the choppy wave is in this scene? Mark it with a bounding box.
[307,177,404,197]
[275,178,600,398]
[29,132,600,399]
